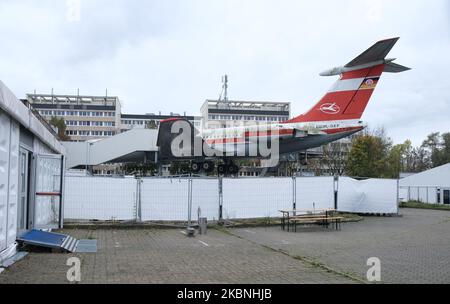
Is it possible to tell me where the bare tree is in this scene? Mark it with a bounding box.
[321,141,351,176]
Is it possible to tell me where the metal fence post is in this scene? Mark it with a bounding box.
[292,176,296,210]
[188,178,193,228]
[334,176,339,210]
[218,177,223,222]
[136,178,142,222]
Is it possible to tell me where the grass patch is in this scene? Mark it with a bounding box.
[400,201,450,211]
[221,213,363,228]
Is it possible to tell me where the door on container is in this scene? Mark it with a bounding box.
[444,189,450,205]
[17,148,30,236]
[31,154,64,230]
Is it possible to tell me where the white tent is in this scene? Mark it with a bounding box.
[399,163,450,204]
[1,80,65,264]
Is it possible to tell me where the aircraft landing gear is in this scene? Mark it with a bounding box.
[217,162,240,176]
[217,164,227,175]
[202,161,214,173]
[191,161,215,174]
[229,164,239,175]
[190,160,240,176]
[191,162,201,173]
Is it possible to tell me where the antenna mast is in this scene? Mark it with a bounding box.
[219,74,229,102]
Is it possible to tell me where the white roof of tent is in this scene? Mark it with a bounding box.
[399,163,450,187]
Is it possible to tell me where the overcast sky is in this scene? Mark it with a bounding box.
[0,0,449,145]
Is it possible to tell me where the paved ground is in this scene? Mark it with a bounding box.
[231,208,450,284]
[0,208,448,284]
[0,228,354,284]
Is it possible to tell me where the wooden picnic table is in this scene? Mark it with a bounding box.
[279,208,340,231]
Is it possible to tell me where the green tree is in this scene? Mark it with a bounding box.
[169,162,191,175]
[420,132,450,168]
[145,120,158,129]
[123,162,156,176]
[386,141,410,178]
[440,132,450,165]
[49,116,69,141]
[321,140,351,176]
[346,129,391,178]
[421,132,441,167]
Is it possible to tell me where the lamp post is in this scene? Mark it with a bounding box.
[85,141,94,175]
[85,141,88,173]
[88,142,93,174]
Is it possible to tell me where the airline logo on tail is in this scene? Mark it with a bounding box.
[319,103,340,114]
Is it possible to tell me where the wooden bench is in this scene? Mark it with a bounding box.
[279,209,339,231]
[279,209,336,231]
[289,216,344,231]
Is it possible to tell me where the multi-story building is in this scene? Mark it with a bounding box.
[26,93,121,142]
[200,99,291,128]
[120,113,201,132]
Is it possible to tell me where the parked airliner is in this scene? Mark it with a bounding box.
[157,37,410,174]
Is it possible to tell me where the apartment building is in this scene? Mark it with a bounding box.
[26,93,121,141]
[200,99,291,128]
[120,113,201,132]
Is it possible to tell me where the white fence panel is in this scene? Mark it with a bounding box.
[398,187,408,202]
[296,177,335,210]
[192,179,219,220]
[403,186,438,204]
[222,178,293,219]
[64,176,137,220]
[338,177,398,214]
[428,188,437,204]
[141,178,189,221]
[418,187,429,203]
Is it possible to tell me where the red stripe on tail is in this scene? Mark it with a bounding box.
[285,64,385,123]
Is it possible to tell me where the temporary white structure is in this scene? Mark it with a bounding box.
[0,80,65,263]
[399,163,450,204]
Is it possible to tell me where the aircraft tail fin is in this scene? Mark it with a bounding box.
[286,37,410,123]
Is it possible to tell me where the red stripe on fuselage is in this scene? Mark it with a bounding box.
[205,129,295,144]
[205,137,246,144]
[244,129,294,137]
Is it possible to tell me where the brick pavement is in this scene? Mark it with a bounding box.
[0,227,354,284]
[230,208,450,283]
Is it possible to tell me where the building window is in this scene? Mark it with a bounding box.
[79,131,90,136]
[65,130,78,136]
[103,121,115,127]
